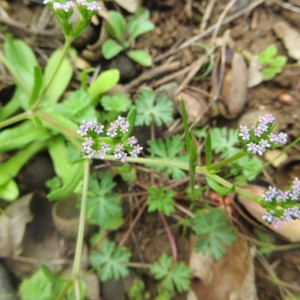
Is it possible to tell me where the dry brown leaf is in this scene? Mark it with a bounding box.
[273,20,300,60]
[238,185,300,242]
[176,90,209,125]
[188,235,257,300]
[213,50,248,119]
[113,0,141,13]
[247,55,263,88]
[0,194,33,257]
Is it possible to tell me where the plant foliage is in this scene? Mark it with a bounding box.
[90,239,131,281]
[192,208,237,260]
[150,253,191,295]
[147,137,188,180]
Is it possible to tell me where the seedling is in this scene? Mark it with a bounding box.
[257,44,287,81]
[102,10,155,66]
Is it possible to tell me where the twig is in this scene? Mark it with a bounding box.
[154,0,267,62]
[200,0,217,32]
[159,211,178,262]
[124,61,181,92]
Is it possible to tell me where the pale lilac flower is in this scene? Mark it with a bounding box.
[282,207,300,222]
[259,114,275,125]
[114,151,127,163]
[128,136,138,146]
[130,145,143,158]
[239,125,250,141]
[53,1,74,11]
[247,142,260,155]
[76,0,101,11]
[262,211,275,224]
[262,186,278,202]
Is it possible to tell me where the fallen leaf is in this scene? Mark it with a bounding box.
[113,0,141,13]
[238,185,300,242]
[247,55,263,88]
[0,194,33,257]
[273,20,300,60]
[188,234,257,300]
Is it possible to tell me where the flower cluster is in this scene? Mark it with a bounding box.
[238,114,288,156]
[261,177,300,226]
[78,117,143,163]
[44,0,100,12]
[44,0,100,37]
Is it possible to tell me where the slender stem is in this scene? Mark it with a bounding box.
[72,159,89,300]
[31,36,74,111]
[119,200,147,247]
[207,151,245,170]
[159,211,177,262]
[0,111,31,129]
[103,155,262,203]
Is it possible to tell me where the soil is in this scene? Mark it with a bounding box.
[0,0,300,299]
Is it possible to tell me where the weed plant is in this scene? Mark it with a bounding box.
[0,1,299,299]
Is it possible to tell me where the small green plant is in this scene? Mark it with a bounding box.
[257,44,287,80]
[128,278,150,300]
[102,9,154,66]
[150,253,191,298]
[192,208,237,260]
[89,239,131,281]
[196,127,263,182]
[1,1,299,299]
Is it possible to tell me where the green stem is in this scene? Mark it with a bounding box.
[0,111,31,129]
[207,151,245,170]
[102,155,262,204]
[72,159,89,300]
[31,36,74,111]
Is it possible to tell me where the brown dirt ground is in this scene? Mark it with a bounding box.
[1,0,300,299]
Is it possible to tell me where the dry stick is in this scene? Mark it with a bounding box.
[154,0,267,63]
[211,0,238,42]
[175,55,206,95]
[0,8,54,36]
[200,0,217,33]
[124,60,181,92]
[118,197,148,247]
[151,65,191,88]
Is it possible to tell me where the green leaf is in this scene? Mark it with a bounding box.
[0,179,19,202]
[122,107,137,140]
[100,93,131,112]
[0,141,46,186]
[206,176,234,196]
[90,239,131,281]
[257,44,277,64]
[205,132,212,166]
[53,88,97,123]
[128,10,155,41]
[102,39,124,59]
[19,269,53,300]
[106,11,126,41]
[88,69,120,105]
[150,253,191,294]
[127,49,152,66]
[147,187,176,216]
[19,267,86,300]
[135,90,173,126]
[210,128,240,159]
[86,172,123,230]
[2,34,38,94]
[192,208,237,260]
[28,66,44,108]
[47,138,84,201]
[147,137,188,180]
[180,101,197,189]
[0,120,50,152]
[43,48,75,104]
